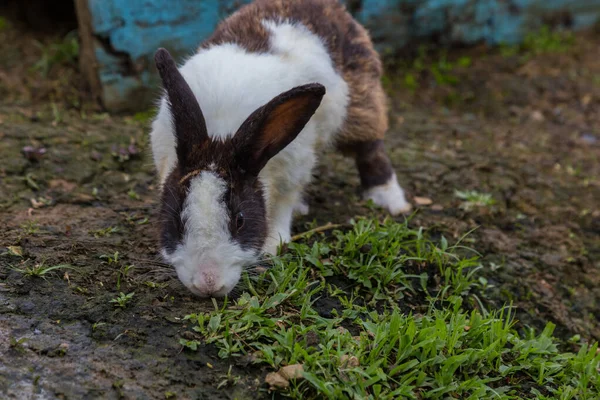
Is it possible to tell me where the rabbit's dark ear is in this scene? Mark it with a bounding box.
[155,48,208,166]
[233,83,326,175]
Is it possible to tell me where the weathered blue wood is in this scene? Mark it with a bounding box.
[360,0,600,48]
[79,0,600,111]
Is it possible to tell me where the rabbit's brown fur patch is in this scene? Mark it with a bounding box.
[201,0,387,147]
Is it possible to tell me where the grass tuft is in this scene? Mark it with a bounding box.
[455,190,496,211]
[500,26,574,58]
[11,261,75,279]
[180,219,599,399]
[30,31,79,77]
[110,292,135,308]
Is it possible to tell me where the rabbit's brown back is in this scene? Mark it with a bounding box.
[201,0,388,147]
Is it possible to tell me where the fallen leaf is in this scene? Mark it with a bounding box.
[431,204,444,211]
[279,364,304,380]
[414,196,433,206]
[340,355,360,368]
[49,179,76,193]
[30,198,48,208]
[253,265,268,274]
[7,246,23,257]
[537,278,554,298]
[337,326,349,335]
[581,94,592,107]
[530,110,545,122]
[265,371,289,390]
[265,364,305,390]
[71,193,95,204]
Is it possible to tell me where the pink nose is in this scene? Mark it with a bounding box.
[192,270,224,296]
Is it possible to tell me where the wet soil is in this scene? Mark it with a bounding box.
[1,23,599,399]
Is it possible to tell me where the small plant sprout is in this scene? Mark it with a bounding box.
[21,220,41,235]
[122,212,149,226]
[31,32,79,77]
[51,100,63,125]
[127,189,141,200]
[179,338,201,351]
[9,336,28,353]
[22,173,40,191]
[217,365,241,389]
[92,226,121,238]
[110,292,135,308]
[454,189,496,211]
[144,281,167,289]
[92,322,106,331]
[5,246,23,257]
[100,251,120,264]
[116,264,135,290]
[12,262,75,279]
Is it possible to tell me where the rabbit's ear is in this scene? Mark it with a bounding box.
[155,48,208,166]
[233,83,326,175]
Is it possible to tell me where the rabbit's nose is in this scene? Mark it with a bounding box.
[202,271,216,287]
[192,270,225,296]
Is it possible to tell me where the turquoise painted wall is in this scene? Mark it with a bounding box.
[82,0,600,111]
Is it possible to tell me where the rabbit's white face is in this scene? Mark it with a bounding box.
[161,171,262,297]
[153,48,325,298]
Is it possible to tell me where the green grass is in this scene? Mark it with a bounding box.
[127,188,141,201]
[130,109,156,124]
[455,190,497,211]
[382,46,473,93]
[500,26,574,58]
[100,251,120,265]
[31,31,79,77]
[92,226,121,238]
[178,219,599,399]
[383,25,574,96]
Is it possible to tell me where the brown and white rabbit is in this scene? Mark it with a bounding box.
[150,0,412,297]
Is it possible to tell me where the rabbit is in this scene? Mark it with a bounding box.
[149,0,412,297]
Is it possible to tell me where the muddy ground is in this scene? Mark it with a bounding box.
[0,19,599,399]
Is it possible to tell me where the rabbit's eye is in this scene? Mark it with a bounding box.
[235,212,245,231]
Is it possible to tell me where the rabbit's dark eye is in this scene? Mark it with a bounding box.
[235,212,245,231]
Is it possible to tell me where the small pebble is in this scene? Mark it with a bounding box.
[581,132,597,144]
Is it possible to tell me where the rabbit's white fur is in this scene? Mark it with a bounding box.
[164,171,254,297]
[363,172,410,215]
[151,21,349,293]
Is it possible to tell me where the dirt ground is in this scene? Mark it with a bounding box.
[0,20,599,399]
